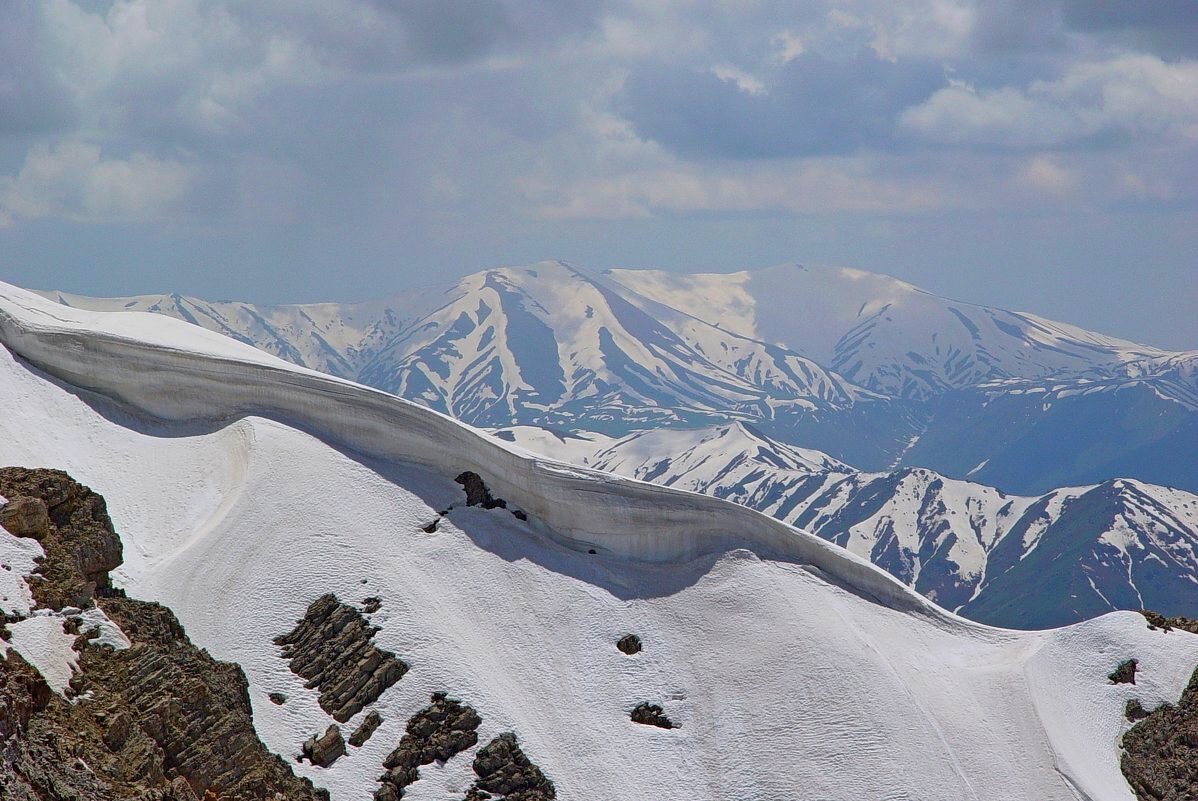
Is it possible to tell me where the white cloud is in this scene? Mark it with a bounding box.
[1014,156,1076,195]
[711,64,766,96]
[901,54,1198,148]
[0,140,196,224]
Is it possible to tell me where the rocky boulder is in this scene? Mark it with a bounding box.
[302,725,346,768]
[0,496,50,539]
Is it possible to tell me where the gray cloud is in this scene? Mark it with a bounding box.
[621,52,942,159]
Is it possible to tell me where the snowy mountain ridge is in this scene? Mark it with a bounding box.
[496,422,1198,628]
[3,278,1198,800]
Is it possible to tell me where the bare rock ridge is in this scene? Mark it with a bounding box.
[1120,614,1198,801]
[464,732,556,801]
[274,593,408,723]
[0,466,328,800]
[376,692,482,800]
[1142,610,1198,635]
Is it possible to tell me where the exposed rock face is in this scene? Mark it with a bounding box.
[350,710,383,747]
[616,634,642,655]
[0,467,123,610]
[376,692,482,799]
[275,593,408,722]
[455,471,507,509]
[630,702,675,729]
[362,596,383,614]
[464,732,556,801]
[0,467,328,800]
[1110,659,1138,685]
[1122,665,1198,801]
[303,725,346,768]
[0,497,50,539]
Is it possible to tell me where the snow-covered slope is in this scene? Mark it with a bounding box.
[2,280,1197,800]
[608,263,1167,399]
[500,424,1198,628]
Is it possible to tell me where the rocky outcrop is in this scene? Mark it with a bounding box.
[275,593,408,722]
[350,710,383,747]
[0,467,329,801]
[1122,665,1198,801]
[463,732,555,801]
[1142,610,1198,635]
[630,702,675,729]
[302,725,346,768]
[376,692,482,799]
[0,467,123,610]
[616,634,641,655]
[1110,659,1138,685]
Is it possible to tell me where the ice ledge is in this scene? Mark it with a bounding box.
[0,280,944,623]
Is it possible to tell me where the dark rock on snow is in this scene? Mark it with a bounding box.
[1110,659,1138,685]
[303,725,346,768]
[630,702,675,729]
[376,692,482,799]
[455,471,507,510]
[350,710,383,747]
[465,732,556,801]
[616,634,642,655]
[275,593,408,722]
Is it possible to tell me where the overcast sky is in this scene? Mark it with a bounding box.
[0,0,1195,348]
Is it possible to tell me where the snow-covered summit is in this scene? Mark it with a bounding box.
[608,262,1168,399]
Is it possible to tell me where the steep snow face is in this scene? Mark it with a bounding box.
[608,263,1166,399]
[2,280,1196,800]
[502,424,1198,627]
[355,261,856,428]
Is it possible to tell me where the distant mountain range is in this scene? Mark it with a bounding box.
[495,422,1198,628]
[37,260,1198,625]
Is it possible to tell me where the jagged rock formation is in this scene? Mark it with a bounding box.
[0,467,327,800]
[0,467,123,610]
[302,725,346,768]
[1110,659,1138,685]
[464,732,555,801]
[362,596,383,614]
[376,692,482,800]
[275,593,408,722]
[1122,664,1198,801]
[630,703,675,729]
[616,634,641,655]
